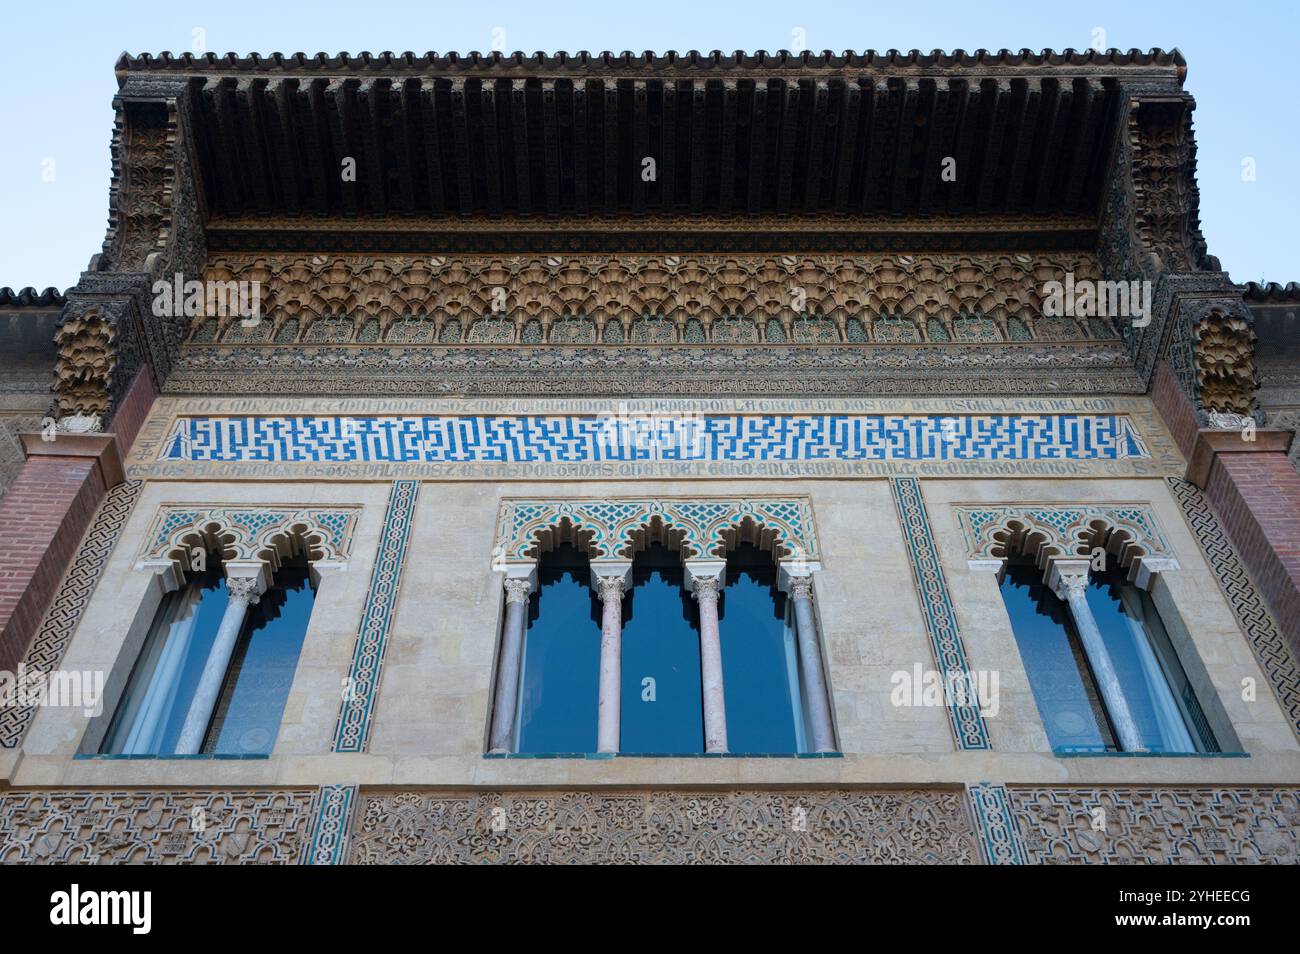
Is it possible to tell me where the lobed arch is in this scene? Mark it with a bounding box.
[952,503,1178,587]
[494,497,820,569]
[138,505,361,582]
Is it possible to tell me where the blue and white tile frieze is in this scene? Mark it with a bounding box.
[160,413,1151,465]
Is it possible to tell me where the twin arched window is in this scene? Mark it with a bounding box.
[505,540,820,755]
[98,552,316,756]
[1000,553,1217,754]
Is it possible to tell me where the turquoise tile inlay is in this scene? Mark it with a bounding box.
[306,784,357,864]
[332,481,419,752]
[891,477,991,750]
[966,782,1028,864]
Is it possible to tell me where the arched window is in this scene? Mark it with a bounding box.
[1000,552,1217,754]
[514,543,602,754]
[718,543,805,753]
[620,542,703,754]
[99,550,317,756]
[488,521,836,756]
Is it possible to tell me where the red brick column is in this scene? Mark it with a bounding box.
[1200,443,1300,654]
[0,438,119,672]
[0,368,155,673]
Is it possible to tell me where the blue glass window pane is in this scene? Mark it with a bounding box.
[1084,561,1214,753]
[718,544,799,753]
[621,544,703,754]
[517,544,602,754]
[206,561,315,755]
[999,561,1115,752]
[100,566,231,755]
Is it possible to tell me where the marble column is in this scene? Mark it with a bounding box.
[781,568,836,753]
[686,561,728,753]
[489,564,537,753]
[175,564,268,755]
[592,563,631,754]
[1048,560,1144,752]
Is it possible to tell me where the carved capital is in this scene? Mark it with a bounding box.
[787,576,815,602]
[503,578,532,605]
[684,560,725,603]
[691,576,721,603]
[1045,558,1091,603]
[595,575,626,603]
[226,575,262,605]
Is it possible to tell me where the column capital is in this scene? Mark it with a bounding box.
[224,560,270,604]
[777,561,821,598]
[591,561,632,601]
[684,560,725,602]
[503,578,533,605]
[1045,558,1090,602]
[500,562,538,601]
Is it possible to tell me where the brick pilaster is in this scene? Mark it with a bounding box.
[0,368,154,674]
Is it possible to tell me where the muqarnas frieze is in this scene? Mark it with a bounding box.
[346,789,980,864]
[1007,787,1300,864]
[189,252,1116,347]
[0,789,318,864]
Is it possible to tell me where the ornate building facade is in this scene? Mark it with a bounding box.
[0,47,1297,864]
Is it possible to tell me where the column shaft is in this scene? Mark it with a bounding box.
[693,578,728,753]
[789,578,835,753]
[1061,578,1144,752]
[175,577,260,755]
[595,576,626,754]
[489,578,532,752]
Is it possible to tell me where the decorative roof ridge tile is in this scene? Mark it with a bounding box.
[0,286,67,307]
[1242,281,1300,302]
[114,47,1187,77]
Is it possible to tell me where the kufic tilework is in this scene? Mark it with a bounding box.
[160,412,1152,465]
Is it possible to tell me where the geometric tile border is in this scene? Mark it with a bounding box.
[306,784,357,865]
[1167,476,1300,744]
[332,480,420,752]
[0,787,318,864]
[494,496,818,563]
[1006,786,1300,864]
[966,783,1028,864]
[890,477,992,750]
[0,479,142,748]
[345,788,982,864]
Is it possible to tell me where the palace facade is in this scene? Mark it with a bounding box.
[1,48,1298,864]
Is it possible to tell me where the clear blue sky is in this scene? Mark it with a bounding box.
[1,0,1295,290]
